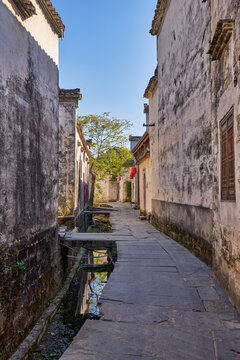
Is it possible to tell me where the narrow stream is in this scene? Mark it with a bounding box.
[29,249,114,360]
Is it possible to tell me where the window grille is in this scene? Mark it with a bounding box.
[220,108,235,201]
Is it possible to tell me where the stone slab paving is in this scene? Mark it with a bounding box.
[60,204,240,360]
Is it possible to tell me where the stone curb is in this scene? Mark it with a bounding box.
[10,248,86,360]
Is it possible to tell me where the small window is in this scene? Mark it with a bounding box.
[220,108,235,201]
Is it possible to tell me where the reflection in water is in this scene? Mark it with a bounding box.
[76,250,111,317]
[29,249,114,360]
[88,271,108,316]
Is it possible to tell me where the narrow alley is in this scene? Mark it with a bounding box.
[1,0,240,358]
[60,204,240,360]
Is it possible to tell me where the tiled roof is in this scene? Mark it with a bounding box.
[150,0,169,36]
[208,20,234,61]
[132,131,150,163]
[129,136,142,141]
[59,88,82,100]
[37,0,65,38]
[144,67,158,99]
[10,0,36,19]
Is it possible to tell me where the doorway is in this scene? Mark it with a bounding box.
[143,171,146,214]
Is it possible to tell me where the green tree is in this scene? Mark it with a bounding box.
[95,147,132,181]
[78,112,132,205]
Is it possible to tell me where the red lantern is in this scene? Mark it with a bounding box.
[131,167,137,175]
[130,174,134,180]
[118,177,122,181]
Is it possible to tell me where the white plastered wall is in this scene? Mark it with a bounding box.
[2,0,59,65]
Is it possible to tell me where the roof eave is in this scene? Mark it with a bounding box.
[59,89,82,101]
[150,0,169,36]
[132,131,149,154]
[144,66,158,98]
[37,0,65,38]
[76,123,91,158]
[144,78,158,99]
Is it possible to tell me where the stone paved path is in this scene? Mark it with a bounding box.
[60,204,240,360]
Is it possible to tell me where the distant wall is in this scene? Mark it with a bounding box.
[96,177,110,202]
[96,170,130,203]
[149,86,158,201]
[96,177,118,202]
[58,101,76,216]
[75,127,90,231]
[131,171,139,205]
[139,157,151,215]
[119,169,131,202]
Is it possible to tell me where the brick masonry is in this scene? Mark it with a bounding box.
[0,228,62,359]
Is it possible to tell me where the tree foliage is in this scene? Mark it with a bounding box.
[78,112,132,204]
[95,147,132,181]
[78,112,132,159]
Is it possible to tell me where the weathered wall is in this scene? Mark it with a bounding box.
[139,157,151,215]
[95,178,109,202]
[151,0,212,245]
[58,95,90,231]
[58,101,76,216]
[149,86,159,201]
[131,170,139,206]
[150,0,240,311]
[154,0,212,206]
[119,169,131,203]
[210,0,240,312]
[129,137,141,206]
[75,127,90,231]
[151,200,213,265]
[96,170,132,203]
[109,181,118,201]
[0,3,61,359]
[96,177,118,203]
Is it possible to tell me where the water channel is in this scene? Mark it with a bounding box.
[29,248,115,360]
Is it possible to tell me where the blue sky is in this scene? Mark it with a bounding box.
[53,0,157,137]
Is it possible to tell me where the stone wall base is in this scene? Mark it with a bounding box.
[151,199,213,266]
[151,199,240,314]
[0,227,63,360]
[9,249,86,360]
[213,225,240,313]
[213,260,240,314]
